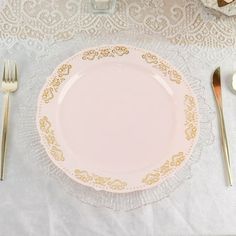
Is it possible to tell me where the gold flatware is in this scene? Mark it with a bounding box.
[0,61,18,180]
[218,0,235,7]
[212,67,232,186]
[232,72,236,91]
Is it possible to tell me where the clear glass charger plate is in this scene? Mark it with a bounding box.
[18,32,214,211]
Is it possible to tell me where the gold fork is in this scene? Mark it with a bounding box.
[0,61,18,180]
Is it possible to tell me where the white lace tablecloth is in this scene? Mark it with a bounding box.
[0,0,236,235]
[1,0,236,50]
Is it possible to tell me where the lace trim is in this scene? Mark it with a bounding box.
[0,0,235,52]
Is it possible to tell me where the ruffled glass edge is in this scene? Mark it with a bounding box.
[17,32,215,210]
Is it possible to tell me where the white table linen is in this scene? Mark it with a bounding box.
[0,0,236,235]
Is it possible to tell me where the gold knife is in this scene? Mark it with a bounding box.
[212,67,232,186]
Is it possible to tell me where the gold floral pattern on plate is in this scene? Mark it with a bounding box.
[142,152,185,185]
[74,169,127,191]
[82,46,129,60]
[36,45,200,193]
[39,116,64,161]
[185,95,197,140]
[142,53,182,84]
[42,64,72,104]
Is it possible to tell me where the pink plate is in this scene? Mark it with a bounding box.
[37,45,199,193]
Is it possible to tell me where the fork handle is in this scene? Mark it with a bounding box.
[0,93,10,180]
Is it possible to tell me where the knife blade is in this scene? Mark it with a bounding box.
[218,0,235,7]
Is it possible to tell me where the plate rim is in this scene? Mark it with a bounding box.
[36,44,200,193]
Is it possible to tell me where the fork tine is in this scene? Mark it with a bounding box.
[9,61,12,82]
[6,60,9,82]
[10,61,14,82]
[2,62,6,82]
[6,61,9,82]
[14,63,17,82]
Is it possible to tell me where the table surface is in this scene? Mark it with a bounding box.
[0,0,236,235]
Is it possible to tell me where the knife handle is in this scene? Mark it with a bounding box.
[218,106,233,186]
